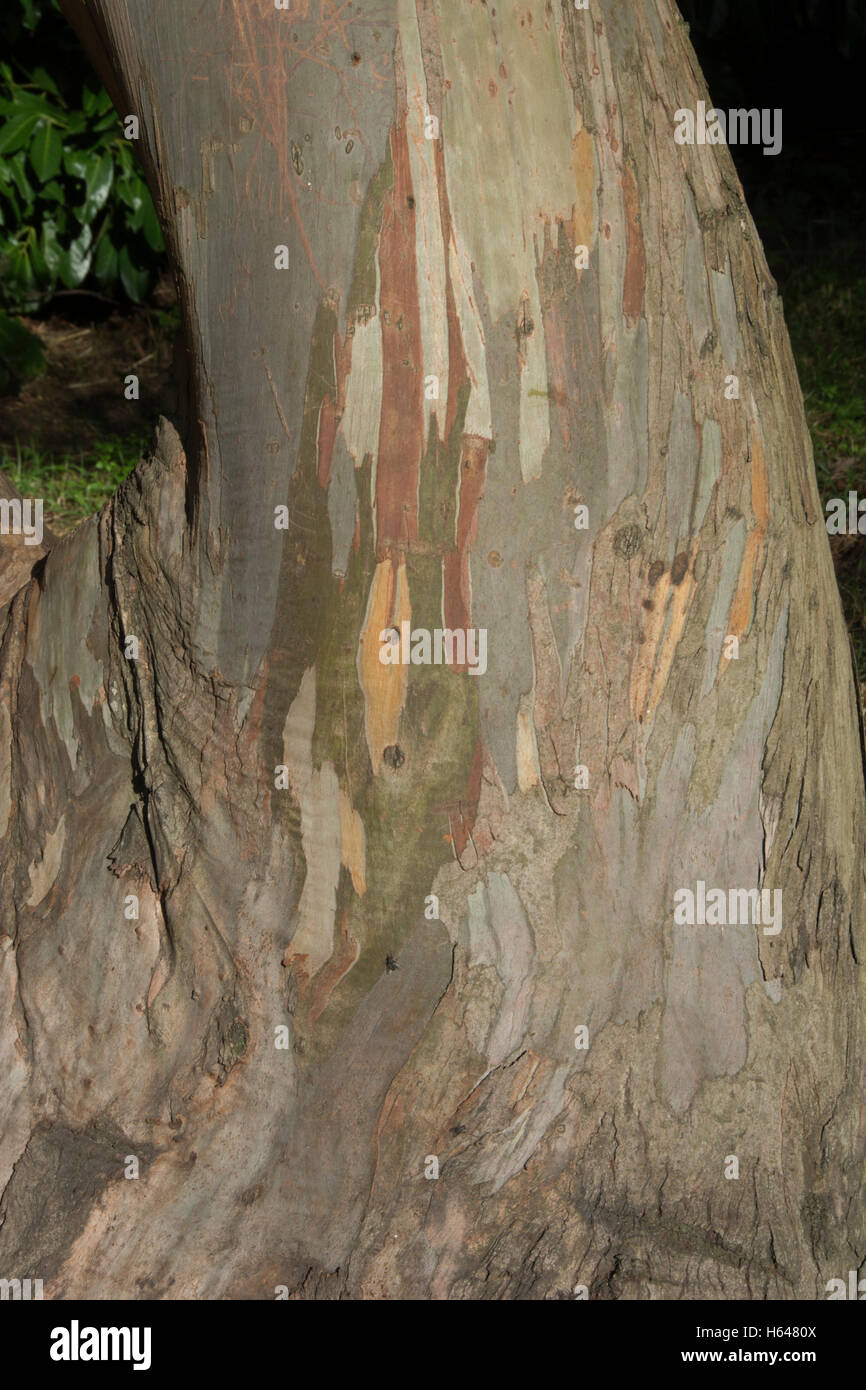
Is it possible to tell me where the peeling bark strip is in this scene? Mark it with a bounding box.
[0,0,862,1300]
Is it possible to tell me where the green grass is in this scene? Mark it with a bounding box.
[787,275,866,471]
[2,432,143,534]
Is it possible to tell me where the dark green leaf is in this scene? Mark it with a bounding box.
[29,120,63,181]
[93,233,118,285]
[83,151,114,217]
[0,188,21,222]
[8,151,34,202]
[5,91,65,119]
[8,244,37,299]
[30,67,62,98]
[116,176,144,213]
[117,243,149,302]
[59,223,93,288]
[21,0,42,32]
[29,236,48,281]
[140,195,163,252]
[0,111,40,155]
[41,218,62,275]
[63,150,89,180]
[114,142,135,176]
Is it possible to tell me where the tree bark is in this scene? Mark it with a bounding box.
[0,470,55,607]
[1,0,863,1300]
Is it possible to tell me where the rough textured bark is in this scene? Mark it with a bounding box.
[0,471,54,608]
[1,0,863,1300]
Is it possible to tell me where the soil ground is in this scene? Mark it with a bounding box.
[0,302,176,458]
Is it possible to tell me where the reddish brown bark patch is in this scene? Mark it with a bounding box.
[317,394,337,489]
[433,139,470,445]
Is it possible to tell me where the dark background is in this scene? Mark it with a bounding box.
[682,0,866,280]
[681,0,866,675]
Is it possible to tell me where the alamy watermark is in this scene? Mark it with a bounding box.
[0,497,43,546]
[378,622,487,676]
[825,492,866,535]
[674,101,782,156]
[50,1321,151,1371]
[0,1277,43,1300]
[674,881,782,935]
[826,1271,866,1299]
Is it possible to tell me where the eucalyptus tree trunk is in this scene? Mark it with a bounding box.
[1,0,863,1301]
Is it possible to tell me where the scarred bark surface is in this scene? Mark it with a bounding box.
[1,0,863,1299]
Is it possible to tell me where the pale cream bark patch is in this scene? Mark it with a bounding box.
[434,0,576,482]
[398,0,449,447]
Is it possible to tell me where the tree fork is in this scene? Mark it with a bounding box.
[0,0,863,1299]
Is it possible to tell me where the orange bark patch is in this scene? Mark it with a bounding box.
[338,787,366,895]
[645,554,696,722]
[720,430,769,674]
[631,539,700,726]
[358,557,411,771]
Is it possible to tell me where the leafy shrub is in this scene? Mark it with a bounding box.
[3,433,143,533]
[0,0,164,311]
